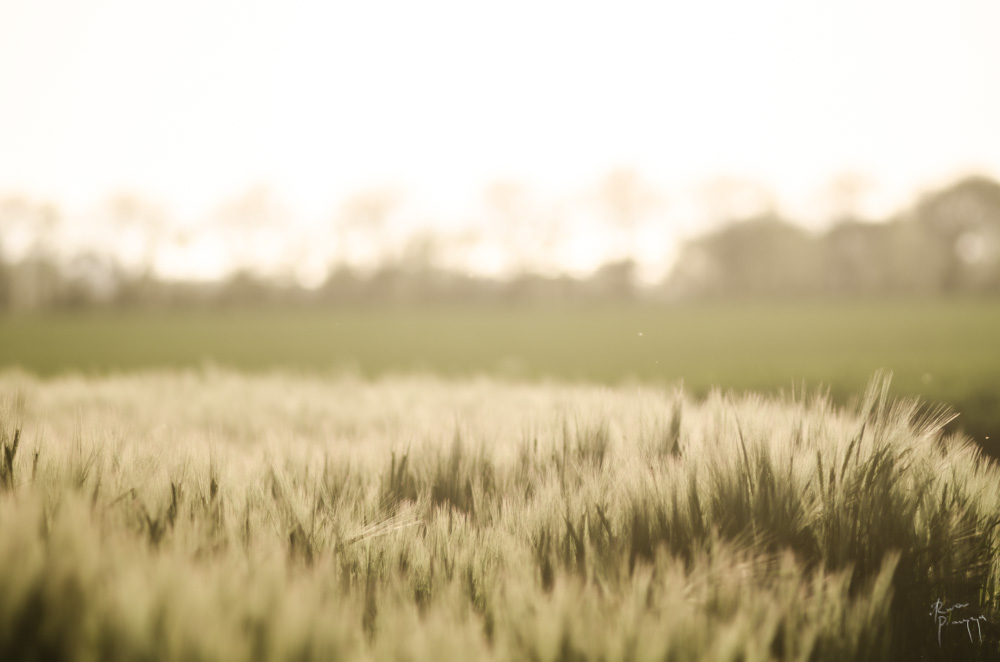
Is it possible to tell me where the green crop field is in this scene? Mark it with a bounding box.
[2,299,997,456]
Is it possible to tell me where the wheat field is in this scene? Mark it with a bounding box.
[0,370,997,661]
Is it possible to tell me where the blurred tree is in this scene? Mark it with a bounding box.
[667,215,822,298]
[58,251,121,308]
[319,264,365,303]
[0,196,62,310]
[365,231,448,302]
[881,219,950,294]
[820,220,882,295]
[397,231,442,274]
[217,269,272,306]
[909,176,1000,292]
[588,258,637,300]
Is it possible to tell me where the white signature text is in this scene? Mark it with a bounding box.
[929,598,988,646]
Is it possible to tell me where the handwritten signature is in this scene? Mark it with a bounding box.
[929,598,989,646]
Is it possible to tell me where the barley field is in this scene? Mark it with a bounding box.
[1,370,997,661]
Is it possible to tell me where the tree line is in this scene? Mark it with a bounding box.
[0,174,998,310]
[669,175,1000,299]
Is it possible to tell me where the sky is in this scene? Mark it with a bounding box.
[1,0,1000,277]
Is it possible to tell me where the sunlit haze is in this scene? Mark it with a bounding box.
[2,0,1000,279]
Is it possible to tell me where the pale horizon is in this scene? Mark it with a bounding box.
[2,0,1000,279]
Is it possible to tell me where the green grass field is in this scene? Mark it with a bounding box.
[2,299,997,456]
[1,372,998,660]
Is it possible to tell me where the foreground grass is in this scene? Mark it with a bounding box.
[0,370,998,661]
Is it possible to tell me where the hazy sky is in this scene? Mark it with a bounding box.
[2,0,999,226]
